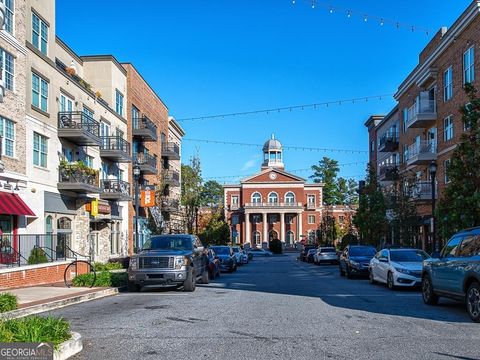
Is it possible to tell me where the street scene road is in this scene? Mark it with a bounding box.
[47,254,480,360]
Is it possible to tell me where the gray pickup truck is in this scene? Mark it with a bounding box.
[128,234,209,292]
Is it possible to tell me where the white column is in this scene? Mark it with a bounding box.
[297,212,303,241]
[245,212,251,244]
[263,212,268,244]
[280,213,285,242]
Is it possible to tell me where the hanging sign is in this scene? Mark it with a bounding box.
[141,189,156,207]
[90,199,99,217]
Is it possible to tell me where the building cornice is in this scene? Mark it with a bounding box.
[395,1,480,100]
[0,31,27,55]
[82,55,127,76]
[168,116,186,137]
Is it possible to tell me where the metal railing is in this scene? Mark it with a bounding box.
[407,140,436,160]
[412,181,437,200]
[244,202,303,208]
[59,166,100,187]
[101,179,131,196]
[407,98,436,127]
[0,234,89,268]
[101,136,130,154]
[379,132,399,148]
[161,198,180,211]
[55,59,95,97]
[162,142,180,156]
[136,152,157,169]
[133,116,157,134]
[58,111,100,137]
[163,170,180,182]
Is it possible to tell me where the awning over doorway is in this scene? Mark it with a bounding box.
[0,192,36,216]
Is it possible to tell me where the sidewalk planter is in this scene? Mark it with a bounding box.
[54,332,83,360]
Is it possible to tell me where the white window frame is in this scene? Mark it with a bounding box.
[32,73,48,112]
[307,195,315,205]
[285,192,295,204]
[268,192,278,203]
[444,66,453,101]
[444,115,454,142]
[464,46,475,84]
[252,231,261,245]
[0,117,15,157]
[4,0,14,35]
[33,132,48,168]
[251,192,261,203]
[231,195,239,205]
[59,93,74,112]
[444,159,451,184]
[0,48,15,91]
[32,12,48,55]
[286,231,295,244]
[402,108,408,133]
[115,90,124,116]
[308,215,315,224]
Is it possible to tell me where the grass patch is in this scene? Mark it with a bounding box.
[0,316,71,347]
[0,293,18,313]
[72,271,127,287]
[93,262,123,271]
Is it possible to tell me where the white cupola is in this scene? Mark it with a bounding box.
[261,134,284,170]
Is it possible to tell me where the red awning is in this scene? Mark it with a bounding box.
[0,192,36,216]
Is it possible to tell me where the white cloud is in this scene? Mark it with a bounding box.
[241,154,260,171]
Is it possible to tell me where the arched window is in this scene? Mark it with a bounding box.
[252,231,261,245]
[45,216,53,234]
[57,217,71,230]
[268,192,278,203]
[286,231,294,244]
[285,192,295,204]
[269,230,278,241]
[252,192,262,203]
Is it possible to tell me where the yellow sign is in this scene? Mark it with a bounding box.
[90,199,99,217]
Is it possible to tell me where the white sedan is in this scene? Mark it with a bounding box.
[369,248,430,290]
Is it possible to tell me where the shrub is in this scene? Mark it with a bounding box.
[72,271,127,287]
[0,293,17,313]
[339,233,358,251]
[0,316,71,348]
[27,247,49,265]
[93,262,123,272]
[269,239,283,254]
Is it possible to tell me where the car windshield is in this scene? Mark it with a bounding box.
[211,247,230,255]
[142,236,192,251]
[350,247,376,257]
[390,250,429,262]
[320,248,336,253]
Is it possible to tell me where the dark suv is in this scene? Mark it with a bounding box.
[422,227,480,322]
[128,234,209,292]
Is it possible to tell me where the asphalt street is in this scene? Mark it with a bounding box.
[47,253,480,360]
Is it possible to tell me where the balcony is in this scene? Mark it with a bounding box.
[58,165,101,193]
[100,137,132,162]
[379,132,399,152]
[229,204,240,211]
[244,202,303,210]
[58,112,102,146]
[163,170,180,187]
[306,202,316,210]
[136,152,157,174]
[161,198,180,212]
[162,142,180,160]
[378,165,399,181]
[406,94,437,129]
[100,179,132,201]
[412,181,437,201]
[132,116,157,142]
[406,141,437,166]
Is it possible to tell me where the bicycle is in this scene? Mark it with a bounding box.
[62,244,97,288]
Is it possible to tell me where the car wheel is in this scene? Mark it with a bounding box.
[466,282,480,322]
[387,272,396,290]
[422,275,439,305]
[201,269,210,284]
[183,268,196,292]
[127,281,140,292]
[369,269,376,285]
[339,264,345,277]
[346,266,353,279]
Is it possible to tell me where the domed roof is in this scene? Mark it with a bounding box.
[262,134,282,152]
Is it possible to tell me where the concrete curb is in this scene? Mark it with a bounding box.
[0,287,119,320]
[54,332,83,360]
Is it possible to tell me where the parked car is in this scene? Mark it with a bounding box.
[369,248,430,289]
[300,245,317,262]
[339,245,377,278]
[232,246,243,266]
[306,249,316,263]
[128,234,209,292]
[210,246,237,272]
[240,249,249,264]
[207,248,221,280]
[314,247,338,265]
[422,227,480,322]
[248,248,273,257]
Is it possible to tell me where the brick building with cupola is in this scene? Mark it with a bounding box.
[223,135,324,248]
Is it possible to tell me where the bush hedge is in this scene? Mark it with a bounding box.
[0,293,18,313]
[72,271,127,287]
[27,247,49,265]
[93,262,123,272]
[0,316,70,348]
[269,239,283,254]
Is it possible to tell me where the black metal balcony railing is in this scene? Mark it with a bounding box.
[161,198,180,212]
[163,170,180,183]
[379,165,399,181]
[379,132,399,151]
[136,152,158,171]
[101,136,130,153]
[161,142,180,159]
[58,166,100,188]
[58,111,100,137]
[133,116,157,136]
[101,179,131,196]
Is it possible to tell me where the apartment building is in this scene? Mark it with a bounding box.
[367,1,480,250]
[21,0,131,262]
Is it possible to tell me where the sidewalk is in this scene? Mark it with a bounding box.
[1,283,120,319]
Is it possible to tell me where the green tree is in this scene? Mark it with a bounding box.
[198,211,230,246]
[346,178,359,205]
[181,156,203,234]
[437,83,480,240]
[353,165,387,247]
[336,178,348,205]
[311,157,340,205]
[200,180,224,207]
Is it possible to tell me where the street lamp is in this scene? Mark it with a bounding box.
[428,161,437,254]
[133,164,141,253]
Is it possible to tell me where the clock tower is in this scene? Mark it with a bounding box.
[261,134,284,170]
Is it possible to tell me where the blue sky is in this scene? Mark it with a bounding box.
[57,0,471,183]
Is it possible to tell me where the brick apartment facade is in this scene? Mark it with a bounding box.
[367,1,480,250]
